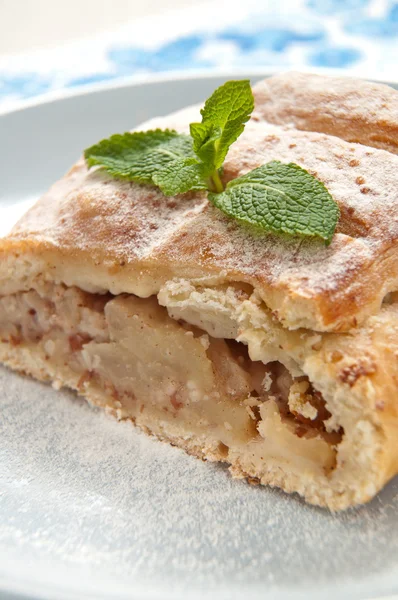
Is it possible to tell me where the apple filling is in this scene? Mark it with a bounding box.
[0,281,341,476]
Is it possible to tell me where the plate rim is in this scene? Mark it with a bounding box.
[1,65,397,118]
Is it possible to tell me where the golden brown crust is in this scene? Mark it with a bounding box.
[2,94,398,332]
[253,72,398,155]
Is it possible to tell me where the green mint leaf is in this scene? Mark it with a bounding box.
[83,82,338,244]
[208,161,340,242]
[84,129,196,184]
[153,158,207,196]
[189,80,254,172]
[189,122,221,175]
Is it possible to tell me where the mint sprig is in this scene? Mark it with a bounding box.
[153,159,207,196]
[84,80,340,242]
[209,161,339,241]
[190,79,254,191]
[84,129,199,187]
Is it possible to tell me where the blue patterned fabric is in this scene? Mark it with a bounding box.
[0,0,397,109]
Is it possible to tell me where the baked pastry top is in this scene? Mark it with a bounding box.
[252,71,398,155]
[1,73,398,510]
[3,85,398,333]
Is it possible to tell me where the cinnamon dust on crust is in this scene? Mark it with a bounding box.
[6,82,398,335]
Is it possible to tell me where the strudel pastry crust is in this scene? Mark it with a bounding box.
[3,85,398,333]
[252,71,398,155]
[1,73,398,509]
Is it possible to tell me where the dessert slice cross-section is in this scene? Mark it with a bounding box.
[1,73,398,509]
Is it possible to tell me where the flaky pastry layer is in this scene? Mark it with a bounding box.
[2,74,398,332]
[252,72,398,154]
[1,275,398,509]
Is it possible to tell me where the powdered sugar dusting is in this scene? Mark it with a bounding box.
[7,102,398,331]
[11,160,209,262]
[252,73,398,156]
[229,121,398,233]
[1,366,398,599]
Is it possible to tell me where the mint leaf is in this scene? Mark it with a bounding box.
[84,129,196,184]
[189,122,221,175]
[153,159,207,196]
[208,161,339,242]
[189,80,254,173]
[83,81,339,244]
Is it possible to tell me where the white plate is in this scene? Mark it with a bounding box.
[1,72,398,600]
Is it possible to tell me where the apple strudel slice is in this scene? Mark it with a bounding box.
[1,73,398,510]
